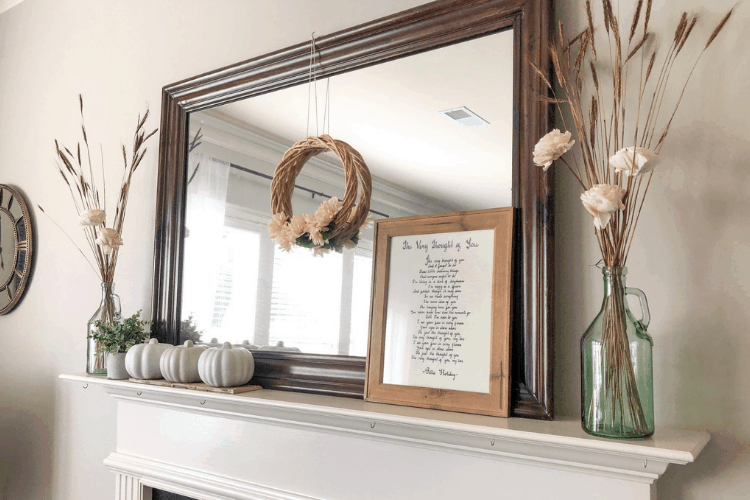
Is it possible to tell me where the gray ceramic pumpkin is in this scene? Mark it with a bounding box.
[198,342,255,388]
[160,340,207,383]
[125,338,170,379]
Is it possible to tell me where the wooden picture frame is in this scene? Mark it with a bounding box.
[365,208,514,417]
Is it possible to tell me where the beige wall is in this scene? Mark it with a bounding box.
[0,0,746,499]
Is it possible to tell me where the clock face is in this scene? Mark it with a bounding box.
[0,185,33,314]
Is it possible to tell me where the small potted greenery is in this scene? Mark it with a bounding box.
[89,310,150,379]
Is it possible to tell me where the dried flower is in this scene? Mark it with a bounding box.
[267,212,288,240]
[288,215,307,239]
[78,209,106,226]
[609,147,658,177]
[308,230,325,247]
[96,227,123,255]
[44,96,157,283]
[268,212,297,251]
[314,197,342,227]
[267,197,365,253]
[312,246,331,257]
[342,238,358,250]
[580,184,626,230]
[533,129,575,170]
[305,213,326,246]
[274,227,296,252]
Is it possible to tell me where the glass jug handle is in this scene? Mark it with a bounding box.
[626,287,650,330]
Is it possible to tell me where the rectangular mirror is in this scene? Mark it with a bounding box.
[182,29,513,355]
[153,0,553,418]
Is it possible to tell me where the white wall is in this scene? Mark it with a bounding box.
[0,0,747,499]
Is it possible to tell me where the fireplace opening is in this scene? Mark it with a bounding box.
[152,489,197,500]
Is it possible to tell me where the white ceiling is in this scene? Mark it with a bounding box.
[205,29,515,211]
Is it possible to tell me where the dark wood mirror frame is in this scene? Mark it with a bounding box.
[152,0,553,419]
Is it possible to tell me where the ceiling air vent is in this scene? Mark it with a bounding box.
[439,106,489,129]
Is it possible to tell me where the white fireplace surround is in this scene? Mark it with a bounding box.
[61,374,708,500]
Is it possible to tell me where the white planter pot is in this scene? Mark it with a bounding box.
[106,352,129,380]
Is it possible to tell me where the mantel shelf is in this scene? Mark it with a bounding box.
[61,373,709,486]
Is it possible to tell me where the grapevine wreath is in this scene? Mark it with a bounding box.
[268,135,372,255]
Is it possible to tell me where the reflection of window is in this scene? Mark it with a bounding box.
[206,225,261,339]
[269,248,343,354]
[198,207,373,355]
[264,243,372,355]
[349,252,375,356]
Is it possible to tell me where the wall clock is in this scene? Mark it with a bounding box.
[0,184,33,314]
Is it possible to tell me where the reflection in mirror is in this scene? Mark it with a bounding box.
[180,29,514,356]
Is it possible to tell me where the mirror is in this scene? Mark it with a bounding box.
[153,0,552,418]
[181,30,514,356]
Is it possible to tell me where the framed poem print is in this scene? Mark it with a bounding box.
[365,208,514,417]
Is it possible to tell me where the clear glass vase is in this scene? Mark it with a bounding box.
[581,267,654,438]
[86,282,121,375]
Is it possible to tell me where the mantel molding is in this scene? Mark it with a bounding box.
[106,453,321,500]
[61,373,709,487]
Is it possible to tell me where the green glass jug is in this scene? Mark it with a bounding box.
[581,267,654,438]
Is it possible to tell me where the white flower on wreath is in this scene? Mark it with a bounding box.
[312,246,331,257]
[78,208,106,226]
[95,227,123,255]
[268,212,296,251]
[314,197,342,227]
[533,129,575,170]
[268,212,288,240]
[275,227,296,252]
[580,184,626,230]
[609,147,658,177]
[288,215,307,239]
[304,214,327,246]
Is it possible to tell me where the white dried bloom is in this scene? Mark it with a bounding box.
[533,129,575,170]
[288,215,307,239]
[267,212,288,240]
[96,227,123,255]
[268,213,296,251]
[580,184,626,230]
[78,209,106,226]
[312,246,331,257]
[314,197,342,227]
[274,227,296,252]
[304,213,325,231]
[308,230,326,247]
[304,214,326,246]
[342,238,358,250]
[609,147,658,177]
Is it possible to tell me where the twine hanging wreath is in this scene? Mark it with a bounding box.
[268,134,372,256]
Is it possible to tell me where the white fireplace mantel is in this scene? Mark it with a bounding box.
[61,373,709,500]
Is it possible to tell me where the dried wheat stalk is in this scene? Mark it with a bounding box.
[536,3,733,434]
[41,95,158,284]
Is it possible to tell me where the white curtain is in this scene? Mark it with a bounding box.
[181,152,230,336]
